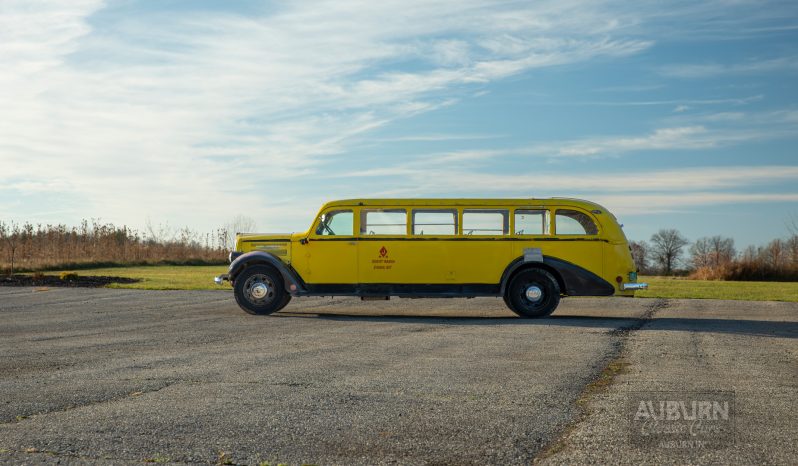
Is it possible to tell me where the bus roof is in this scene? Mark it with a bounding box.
[322,198,608,211]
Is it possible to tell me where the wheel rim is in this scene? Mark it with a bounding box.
[243,274,276,305]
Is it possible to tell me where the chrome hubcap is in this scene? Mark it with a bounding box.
[525,285,543,302]
[251,282,269,299]
[243,273,275,304]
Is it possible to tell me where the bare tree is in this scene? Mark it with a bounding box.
[629,240,650,274]
[145,217,177,244]
[787,234,798,268]
[787,212,798,236]
[224,215,257,250]
[690,235,735,269]
[650,229,689,275]
[0,221,20,276]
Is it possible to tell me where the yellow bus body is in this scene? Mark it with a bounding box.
[222,198,645,317]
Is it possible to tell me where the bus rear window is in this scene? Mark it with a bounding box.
[555,209,598,235]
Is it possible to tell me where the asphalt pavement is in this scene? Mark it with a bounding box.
[0,287,795,465]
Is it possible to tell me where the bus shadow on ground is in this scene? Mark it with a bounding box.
[276,312,798,339]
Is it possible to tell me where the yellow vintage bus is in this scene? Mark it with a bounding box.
[214,198,646,317]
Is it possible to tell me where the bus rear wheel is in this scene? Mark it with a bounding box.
[505,268,560,318]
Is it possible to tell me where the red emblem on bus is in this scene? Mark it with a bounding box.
[379,246,388,257]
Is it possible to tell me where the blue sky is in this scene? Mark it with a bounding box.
[1,0,797,247]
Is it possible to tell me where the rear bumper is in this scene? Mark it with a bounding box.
[214,274,230,285]
[621,282,648,291]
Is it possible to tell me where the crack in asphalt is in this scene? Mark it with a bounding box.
[534,298,669,462]
[0,381,178,426]
[0,447,210,465]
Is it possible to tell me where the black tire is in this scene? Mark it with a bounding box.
[274,293,292,312]
[233,265,287,315]
[504,268,561,318]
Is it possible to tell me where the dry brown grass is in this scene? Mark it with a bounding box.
[0,219,228,273]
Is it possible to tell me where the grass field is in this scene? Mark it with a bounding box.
[636,276,798,302]
[39,266,798,302]
[52,265,229,290]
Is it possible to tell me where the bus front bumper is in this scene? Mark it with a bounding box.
[214,274,230,285]
[621,282,648,291]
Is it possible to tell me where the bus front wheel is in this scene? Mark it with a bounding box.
[233,265,288,315]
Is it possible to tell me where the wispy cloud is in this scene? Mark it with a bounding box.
[374,134,504,142]
[348,165,798,195]
[0,0,656,227]
[346,165,798,215]
[553,126,715,156]
[1,0,796,236]
[660,56,798,78]
[566,95,763,107]
[545,108,797,157]
[593,193,798,215]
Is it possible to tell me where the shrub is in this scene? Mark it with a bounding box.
[59,272,79,281]
[687,235,798,282]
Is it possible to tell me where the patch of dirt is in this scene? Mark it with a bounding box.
[0,275,140,288]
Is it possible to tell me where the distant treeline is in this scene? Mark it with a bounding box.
[0,219,230,273]
[4,217,798,282]
[691,236,798,281]
[631,229,798,282]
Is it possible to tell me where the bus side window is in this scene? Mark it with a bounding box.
[316,210,354,236]
[515,209,549,235]
[412,210,457,235]
[462,209,509,236]
[360,209,407,235]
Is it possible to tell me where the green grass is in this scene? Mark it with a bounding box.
[53,265,229,290]
[637,276,798,302]
[43,266,798,301]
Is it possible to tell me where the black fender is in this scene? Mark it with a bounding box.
[500,256,615,297]
[228,251,306,293]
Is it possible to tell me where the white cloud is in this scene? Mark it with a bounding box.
[0,0,657,229]
[1,0,796,234]
[340,165,798,215]
[593,193,798,215]
[554,126,714,156]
